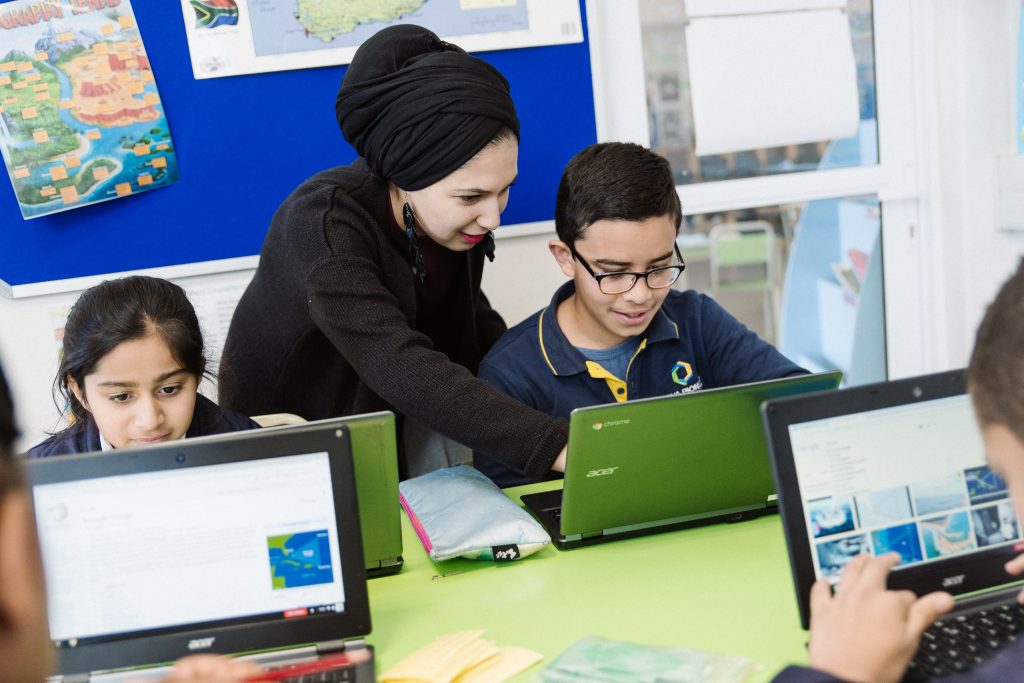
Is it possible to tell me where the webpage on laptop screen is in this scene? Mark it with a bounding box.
[33,452,345,647]
[787,395,1019,583]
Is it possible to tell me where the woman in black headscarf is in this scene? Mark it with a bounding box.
[220,25,567,480]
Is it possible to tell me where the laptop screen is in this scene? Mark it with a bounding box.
[26,423,371,676]
[764,370,1024,629]
[35,451,345,648]
[787,393,1018,583]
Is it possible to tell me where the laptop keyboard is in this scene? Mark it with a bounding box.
[904,602,1024,681]
[257,651,365,683]
[273,670,355,683]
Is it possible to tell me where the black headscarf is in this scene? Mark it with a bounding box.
[335,25,519,191]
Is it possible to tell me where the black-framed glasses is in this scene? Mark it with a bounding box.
[569,243,687,295]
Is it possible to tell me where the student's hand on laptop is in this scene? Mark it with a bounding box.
[807,553,954,683]
[159,655,264,682]
[552,445,567,473]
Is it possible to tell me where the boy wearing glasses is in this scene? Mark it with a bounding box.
[474,142,804,487]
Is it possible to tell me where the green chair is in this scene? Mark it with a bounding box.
[708,220,781,342]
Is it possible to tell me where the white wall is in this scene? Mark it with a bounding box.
[482,228,567,325]
[927,0,1024,368]
[0,288,82,451]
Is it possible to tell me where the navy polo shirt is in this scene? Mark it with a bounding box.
[26,394,260,458]
[475,281,806,487]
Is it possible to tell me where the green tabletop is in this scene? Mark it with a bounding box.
[365,481,810,681]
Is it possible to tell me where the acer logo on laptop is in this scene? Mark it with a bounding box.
[942,574,966,588]
[188,637,216,650]
[586,467,619,478]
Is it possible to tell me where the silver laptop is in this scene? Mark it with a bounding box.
[27,422,374,681]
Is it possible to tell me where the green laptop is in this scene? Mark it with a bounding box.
[521,371,843,549]
[265,412,403,576]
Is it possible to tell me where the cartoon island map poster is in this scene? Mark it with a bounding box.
[180,0,583,80]
[0,0,178,219]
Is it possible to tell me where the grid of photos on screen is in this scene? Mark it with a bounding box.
[806,465,1020,581]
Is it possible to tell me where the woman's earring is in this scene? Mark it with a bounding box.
[402,202,427,284]
[482,232,496,262]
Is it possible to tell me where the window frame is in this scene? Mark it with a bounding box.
[585,0,943,378]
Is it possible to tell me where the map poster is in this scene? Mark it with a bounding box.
[0,0,179,219]
[180,0,583,80]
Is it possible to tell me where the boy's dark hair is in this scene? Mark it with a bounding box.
[554,142,682,247]
[0,360,21,495]
[56,276,208,424]
[968,258,1024,444]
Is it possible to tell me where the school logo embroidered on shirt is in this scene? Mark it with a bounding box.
[671,361,694,386]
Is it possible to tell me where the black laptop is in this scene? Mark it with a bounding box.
[27,422,374,681]
[763,369,1024,681]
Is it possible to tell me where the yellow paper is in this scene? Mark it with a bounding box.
[380,631,538,683]
[453,647,543,683]
[382,630,486,682]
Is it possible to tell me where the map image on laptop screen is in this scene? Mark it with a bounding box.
[787,395,1021,582]
[268,530,334,589]
[33,452,346,646]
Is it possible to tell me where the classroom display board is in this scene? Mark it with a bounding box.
[0,1,597,293]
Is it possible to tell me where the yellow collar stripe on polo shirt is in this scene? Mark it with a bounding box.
[585,360,628,402]
[583,339,648,403]
[538,307,558,376]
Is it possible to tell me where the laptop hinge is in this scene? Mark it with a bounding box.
[952,584,1024,612]
[317,638,366,655]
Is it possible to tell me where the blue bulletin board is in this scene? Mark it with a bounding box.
[0,1,597,292]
